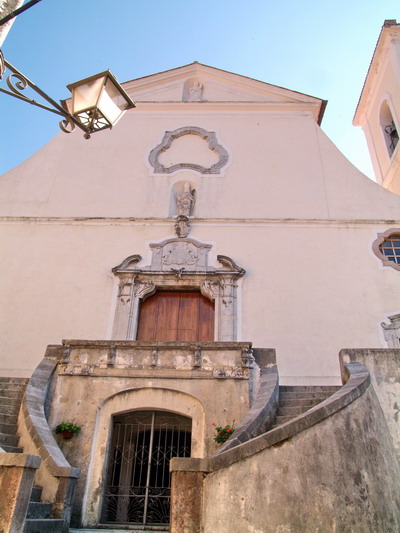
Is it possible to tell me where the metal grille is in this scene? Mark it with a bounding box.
[101,410,191,525]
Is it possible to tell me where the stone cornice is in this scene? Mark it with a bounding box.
[0,216,399,227]
[126,101,322,121]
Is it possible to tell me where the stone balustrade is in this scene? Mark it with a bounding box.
[58,340,253,379]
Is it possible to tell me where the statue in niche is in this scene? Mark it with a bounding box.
[176,182,195,216]
[175,183,195,238]
[188,81,203,101]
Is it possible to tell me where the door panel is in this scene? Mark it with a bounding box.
[135,293,158,340]
[137,290,214,341]
[198,295,215,341]
[155,292,180,341]
[177,292,200,340]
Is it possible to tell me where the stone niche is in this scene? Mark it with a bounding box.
[111,237,245,342]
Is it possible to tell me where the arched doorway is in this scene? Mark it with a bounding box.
[101,410,191,526]
[137,290,214,341]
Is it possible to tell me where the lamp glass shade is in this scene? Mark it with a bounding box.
[70,75,105,114]
[67,71,135,130]
[97,76,130,125]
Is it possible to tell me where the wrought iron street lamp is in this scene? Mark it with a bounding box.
[63,70,136,138]
[0,50,135,139]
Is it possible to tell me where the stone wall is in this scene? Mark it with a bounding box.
[0,453,40,533]
[340,348,400,459]
[44,340,252,527]
[200,386,400,533]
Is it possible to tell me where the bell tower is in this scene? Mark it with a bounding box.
[354,20,400,193]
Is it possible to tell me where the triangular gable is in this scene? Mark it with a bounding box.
[122,62,326,123]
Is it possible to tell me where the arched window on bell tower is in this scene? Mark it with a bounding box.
[380,99,399,157]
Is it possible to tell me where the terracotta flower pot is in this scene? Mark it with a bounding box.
[61,430,74,439]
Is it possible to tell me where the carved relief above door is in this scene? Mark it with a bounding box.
[111,237,245,342]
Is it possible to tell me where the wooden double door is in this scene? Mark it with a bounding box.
[137,290,214,342]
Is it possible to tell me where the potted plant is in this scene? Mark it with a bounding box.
[55,422,81,439]
[212,422,235,444]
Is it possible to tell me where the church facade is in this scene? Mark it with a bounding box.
[1,58,400,532]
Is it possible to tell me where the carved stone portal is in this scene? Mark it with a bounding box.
[112,238,245,341]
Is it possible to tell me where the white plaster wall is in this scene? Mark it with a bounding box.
[1,111,400,219]
[1,219,400,384]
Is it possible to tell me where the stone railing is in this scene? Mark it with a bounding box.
[17,348,80,533]
[214,348,279,453]
[58,339,253,379]
[169,362,374,533]
[340,348,400,460]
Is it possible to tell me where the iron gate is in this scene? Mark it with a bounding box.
[101,410,191,525]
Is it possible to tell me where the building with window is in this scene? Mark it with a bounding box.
[1,58,400,532]
[354,19,400,194]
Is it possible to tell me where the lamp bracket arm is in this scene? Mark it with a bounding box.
[3,57,70,117]
[0,85,66,116]
[1,55,89,135]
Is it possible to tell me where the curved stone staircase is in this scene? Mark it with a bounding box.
[272,385,341,427]
[0,376,66,532]
[169,358,400,532]
[0,377,27,452]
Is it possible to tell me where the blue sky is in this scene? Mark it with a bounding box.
[1,0,399,177]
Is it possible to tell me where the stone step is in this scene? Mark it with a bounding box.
[24,518,64,532]
[274,415,298,425]
[279,397,327,408]
[271,386,341,429]
[0,377,29,384]
[0,402,21,415]
[70,529,169,532]
[0,412,18,425]
[0,387,25,398]
[279,391,334,400]
[277,405,315,416]
[27,501,52,519]
[0,431,20,446]
[0,393,24,404]
[0,443,23,452]
[30,486,43,502]
[279,385,340,392]
[0,422,17,435]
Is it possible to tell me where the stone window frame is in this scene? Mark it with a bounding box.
[148,126,229,175]
[372,228,400,272]
[111,238,245,342]
[379,97,399,158]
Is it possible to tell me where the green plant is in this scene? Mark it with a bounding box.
[55,422,81,435]
[212,422,235,444]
